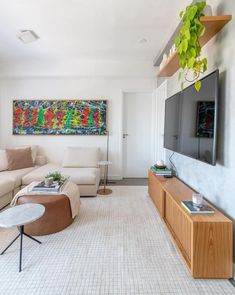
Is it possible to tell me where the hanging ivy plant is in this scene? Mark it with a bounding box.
[175,1,207,92]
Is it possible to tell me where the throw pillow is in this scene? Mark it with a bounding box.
[6,147,34,170]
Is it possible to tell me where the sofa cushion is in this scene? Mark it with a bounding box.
[0,150,8,171]
[62,147,100,168]
[0,166,37,188]
[6,147,34,170]
[0,178,14,197]
[22,163,100,186]
[15,145,38,163]
[61,167,99,185]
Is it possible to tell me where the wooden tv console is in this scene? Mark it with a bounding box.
[148,170,233,278]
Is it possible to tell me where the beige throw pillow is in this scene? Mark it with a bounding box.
[14,145,38,163]
[6,147,34,171]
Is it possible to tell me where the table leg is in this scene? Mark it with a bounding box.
[0,226,42,272]
[19,225,23,272]
[104,165,107,193]
[23,232,41,244]
[0,233,20,255]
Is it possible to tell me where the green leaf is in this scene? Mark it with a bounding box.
[181,81,185,91]
[180,58,186,69]
[195,80,201,92]
[199,25,206,37]
[178,71,182,81]
[175,36,181,47]
[184,28,191,40]
[182,39,188,52]
[203,63,207,72]
[189,47,196,58]
[188,57,195,68]
[179,11,184,18]
[188,6,198,21]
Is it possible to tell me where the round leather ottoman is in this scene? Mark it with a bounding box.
[17,195,73,236]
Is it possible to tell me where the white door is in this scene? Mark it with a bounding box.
[122,92,153,177]
[155,81,167,163]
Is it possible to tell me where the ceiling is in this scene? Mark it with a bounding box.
[0,0,190,63]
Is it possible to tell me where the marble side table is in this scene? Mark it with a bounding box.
[0,203,45,272]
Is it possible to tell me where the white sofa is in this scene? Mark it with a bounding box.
[0,178,15,209]
[0,146,101,209]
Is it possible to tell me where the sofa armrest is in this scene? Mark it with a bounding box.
[35,155,47,166]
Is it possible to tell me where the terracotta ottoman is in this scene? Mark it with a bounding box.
[17,194,73,236]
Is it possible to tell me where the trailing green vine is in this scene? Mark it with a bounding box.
[175,1,207,92]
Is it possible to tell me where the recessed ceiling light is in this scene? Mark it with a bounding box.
[139,38,148,44]
[17,30,39,44]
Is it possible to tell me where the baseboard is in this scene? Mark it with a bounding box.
[106,175,122,180]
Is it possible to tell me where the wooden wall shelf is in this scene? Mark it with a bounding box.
[148,170,233,278]
[157,15,232,78]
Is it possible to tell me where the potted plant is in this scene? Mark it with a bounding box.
[175,1,208,92]
[45,171,65,183]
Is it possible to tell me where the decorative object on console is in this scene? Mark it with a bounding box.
[151,166,172,177]
[13,100,107,135]
[192,193,203,206]
[154,160,166,169]
[175,1,208,91]
[181,201,214,214]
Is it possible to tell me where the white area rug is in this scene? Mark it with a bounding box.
[0,186,234,295]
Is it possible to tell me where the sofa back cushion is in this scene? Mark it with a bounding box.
[15,145,38,163]
[6,147,34,171]
[62,147,100,168]
[0,150,8,171]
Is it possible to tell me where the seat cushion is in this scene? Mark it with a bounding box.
[61,167,100,185]
[62,147,100,168]
[0,178,14,197]
[22,163,100,185]
[0,166,38,188]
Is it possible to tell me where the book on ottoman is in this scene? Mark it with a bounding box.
[32,180,67,193]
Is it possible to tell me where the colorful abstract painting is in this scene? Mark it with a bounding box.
[13,100,107,135]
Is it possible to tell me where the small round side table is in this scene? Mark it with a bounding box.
[0,203,45,272]
[97,161,112,195]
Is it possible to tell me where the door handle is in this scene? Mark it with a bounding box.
[123,133,129,139]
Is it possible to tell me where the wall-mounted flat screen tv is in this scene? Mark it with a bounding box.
[164,70,219,165]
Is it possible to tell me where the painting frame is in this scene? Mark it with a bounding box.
[13,99,107,136]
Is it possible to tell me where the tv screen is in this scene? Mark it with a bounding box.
[164,70,219,165]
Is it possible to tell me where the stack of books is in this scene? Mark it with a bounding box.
[151,166,172,177]
[32,180,67,193]
[181,201,214,214]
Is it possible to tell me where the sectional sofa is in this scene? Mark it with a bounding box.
[0,146,101,209]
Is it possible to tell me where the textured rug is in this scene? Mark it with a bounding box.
[0,186,234,295]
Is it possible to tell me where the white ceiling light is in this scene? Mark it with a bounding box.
[17,30,39,44]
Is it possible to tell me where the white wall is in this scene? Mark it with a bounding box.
[0,75,156,179]
[161,0,235,256]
